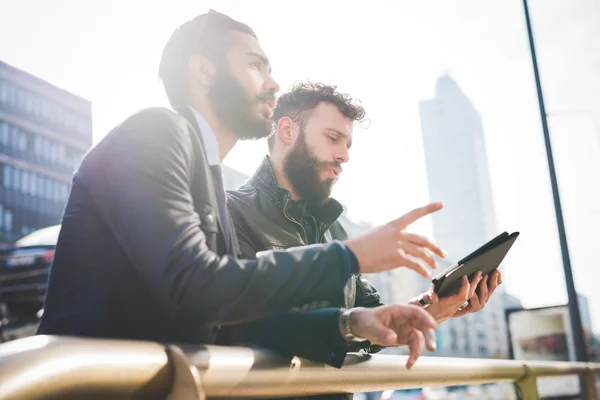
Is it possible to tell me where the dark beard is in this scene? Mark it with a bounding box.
[283,130,339,206]
[208,65,273,140]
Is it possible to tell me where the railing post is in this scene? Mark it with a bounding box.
[515,366,540,400]
[583,371,598,400]
[166,345,205,400]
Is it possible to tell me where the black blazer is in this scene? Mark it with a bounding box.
[37,107,358,347]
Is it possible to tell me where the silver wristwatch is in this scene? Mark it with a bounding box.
[341,308,368,342]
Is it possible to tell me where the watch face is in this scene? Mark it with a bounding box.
[418,297,431,309]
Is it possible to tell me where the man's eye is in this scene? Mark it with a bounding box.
[329,136,338,143]
[250,62,261,70]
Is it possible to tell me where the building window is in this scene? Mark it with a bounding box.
[61,183,69,200]
[43,138,51,160]
[57,144,66,165]
[30,173,38,197]
[0,122,8,146]
[4,209,12,232]
[38,176,46,199]
[464,342,471,353]
[0,81,7,103]
[21,171,29,194]
[18,131,27,152]
[51,143,58,163]
[33,135,41,155]
[45,178,52,200]
[13,168,21,192]
[17,88,26,112]
[3,165,12,188]
[10,125,19,150]
[7,83,16,107]
[24,91,34,115]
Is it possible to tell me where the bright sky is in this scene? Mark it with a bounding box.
[1,0,599,331]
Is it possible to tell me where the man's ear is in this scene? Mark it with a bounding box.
[275,117,296,147]
[189,54,216,87]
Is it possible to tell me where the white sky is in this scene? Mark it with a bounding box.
[0,0,599,331]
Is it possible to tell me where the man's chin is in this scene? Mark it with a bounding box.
[236,117,273,140]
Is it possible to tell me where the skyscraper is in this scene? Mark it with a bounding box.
[0,61,92,244]
[419,75,509,359]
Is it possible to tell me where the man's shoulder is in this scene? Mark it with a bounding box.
[226,183,258,207]
[119,107,191,133]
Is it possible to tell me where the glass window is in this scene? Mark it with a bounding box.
[13,168,20,191]
[57,144,66,164]
[33,97,42,117]
[4,209,12,232]
[7,83,15,107]
[30,173,37,197]
[43,138,51,160]
[16,88,25,112]
[49,103,59,124]
[25,91,34,114]
[0,204,3,227]
[33,135,41,155]
[53,181,60,201]
[62,183,69,201]
[18,131,27,152]
[50,144,58,163]
[3,165,11,188]
[45,178,53,200]
[41,100,49,119]
[0,81,7,103]
[10,125,19,150]
[0,122,8,146]
[38,176,46,199]
[21,171,29,194]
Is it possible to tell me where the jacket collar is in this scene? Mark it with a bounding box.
[249,156,345,228]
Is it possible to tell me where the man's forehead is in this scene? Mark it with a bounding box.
[230,31,270,62]
[312,103,354,129]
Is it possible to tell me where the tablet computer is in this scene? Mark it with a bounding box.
[432,231,519,297]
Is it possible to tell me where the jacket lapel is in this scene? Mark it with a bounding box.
[177,107,235,255]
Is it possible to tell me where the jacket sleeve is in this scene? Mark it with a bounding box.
[79,109,358,326]
[351,275,386,354]
[229,308,350,368]
[354,275,385,308]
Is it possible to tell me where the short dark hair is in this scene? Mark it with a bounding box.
[159,10,256,110]
[268,82,366,151]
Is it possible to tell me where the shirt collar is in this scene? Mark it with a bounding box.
[187,106,220,166]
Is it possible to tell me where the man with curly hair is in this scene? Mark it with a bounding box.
[225,83,502,376]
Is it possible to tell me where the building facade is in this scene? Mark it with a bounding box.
[0,61,92,244]
[418,75,509,359]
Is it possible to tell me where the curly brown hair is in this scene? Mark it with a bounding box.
[268,82,366,150]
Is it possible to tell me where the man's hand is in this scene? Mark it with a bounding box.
[454,269,502,317]
[342,304,438,369]
[346,202,446,278]
[410,269,502,323]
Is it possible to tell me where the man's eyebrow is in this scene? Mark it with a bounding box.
[247,52,272,73]
[325,128,352,149]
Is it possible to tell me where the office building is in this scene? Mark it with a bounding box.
[419,74,509,359]
[0,61,92,243]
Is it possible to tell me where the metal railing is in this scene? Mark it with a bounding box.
[0,335,599,399]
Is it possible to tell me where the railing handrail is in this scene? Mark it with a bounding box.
[0,335,598,399]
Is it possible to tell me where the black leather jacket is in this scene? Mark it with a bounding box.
[224,157,384,362]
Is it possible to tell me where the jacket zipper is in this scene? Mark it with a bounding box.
[283,198,308,244]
